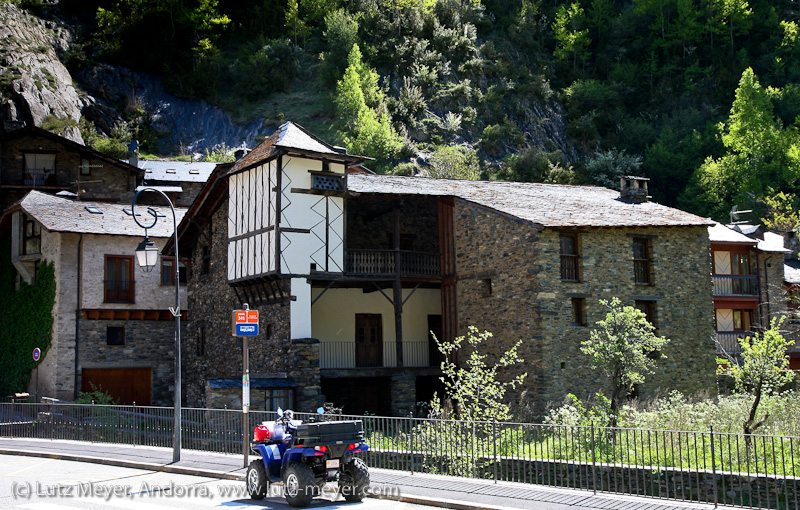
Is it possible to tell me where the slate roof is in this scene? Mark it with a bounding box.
[137,160,217,183]
[11,191,185,237]
[708,223,757,244]
[348,175,712,228]
[785,259,800,285]
[226,121,363,175]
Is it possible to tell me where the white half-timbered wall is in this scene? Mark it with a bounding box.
[279,156,345,275]
[227,160,278,281]
[226,156,346,282]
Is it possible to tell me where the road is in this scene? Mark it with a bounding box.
[0,455,421,510]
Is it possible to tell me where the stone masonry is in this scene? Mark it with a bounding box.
[454,199,717,415]
[184,198,323,411]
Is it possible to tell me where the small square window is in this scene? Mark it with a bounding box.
[161,257,187,285]
[201,246,211,275]
[571,298,586,326]
[80,158,91,176]
[635,300,658,329]
[107,326,125,346]
[265,388,294,413]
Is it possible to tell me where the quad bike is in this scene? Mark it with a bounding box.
[246,407,370,507]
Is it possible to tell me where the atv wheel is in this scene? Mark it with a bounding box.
[246,460,268,500]
[339,457,370,502]
[283,462,317,507]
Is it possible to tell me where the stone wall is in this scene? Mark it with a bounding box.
[184,198,323,411]
[757,250,788,328]
[347,197,439,252]
[453,200,717,415]
[0,133,135,208]
[76,317,184,406]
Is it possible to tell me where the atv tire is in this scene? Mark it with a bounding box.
[246,460,268,500]
[339,457,370,502]
[283,462,317,507]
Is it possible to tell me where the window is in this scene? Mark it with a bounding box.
[80,157,91,176]
[161,257,187,285]
[266,323,274,340]
[264,388,294,412]
[21,213,41,255]
[200,246,211,275]
[733,309,753,331]
[560,234,579,281]
[399,233,416,251]
[105,256,134,302]
[635,300,657,329]
[571,298,586,326]
[311,173,343,191]
[633,238,652,284]
[481,279,492,297]
[107,326,125,346]
[24,153,55,185]
[196,326,206,356]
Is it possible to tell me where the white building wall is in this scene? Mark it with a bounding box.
[311,288,441,368]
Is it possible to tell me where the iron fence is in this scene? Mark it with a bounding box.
[1,403,798,509]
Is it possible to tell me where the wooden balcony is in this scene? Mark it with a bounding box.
[712,275,758,297]
[715,331,755,356]
[320,341,435,369]
[346,250,440,277]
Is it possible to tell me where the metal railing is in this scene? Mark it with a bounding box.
[713,275,759,297]
[346,250,440,277]
[319,341,433,369]
[1,403,798,509]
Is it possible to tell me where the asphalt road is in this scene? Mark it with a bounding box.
[0,455,422,510]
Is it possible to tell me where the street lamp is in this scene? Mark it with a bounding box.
[131,188,182,463]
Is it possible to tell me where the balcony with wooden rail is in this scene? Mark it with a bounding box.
[712,275,759,297]
[715,331,755,356]
[346,250,440,278]
[320,340,442,369]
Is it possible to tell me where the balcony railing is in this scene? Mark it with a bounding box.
[320,341,435,369]
[715,331,755,355]
[712,275,759,297]
[346,250,440,277]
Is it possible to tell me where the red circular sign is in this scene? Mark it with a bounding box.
[32,348,41,362]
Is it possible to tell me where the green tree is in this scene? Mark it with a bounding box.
[696,68,799,219]
[552,3,591,72]
[709,0,752,52]
[427,145,480,180]
[322,9,361,84]
[581,298,670,424]
[585,148,642,189]
[760,191,800,234]
[284,0,311,47]
[431,326,527,421]
[717,317,794,441]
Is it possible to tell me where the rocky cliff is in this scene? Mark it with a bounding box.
[0,3,266,152]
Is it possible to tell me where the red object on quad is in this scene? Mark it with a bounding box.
[253,424,271,442]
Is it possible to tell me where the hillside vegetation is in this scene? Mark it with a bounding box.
[14,0,800,221]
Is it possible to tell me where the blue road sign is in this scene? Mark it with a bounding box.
[236,323,259,336]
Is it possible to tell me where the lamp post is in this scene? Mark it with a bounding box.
[131,188,182,463]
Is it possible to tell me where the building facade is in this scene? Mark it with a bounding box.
[173,123,718,417]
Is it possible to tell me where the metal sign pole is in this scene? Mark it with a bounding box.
[242,304,250,468]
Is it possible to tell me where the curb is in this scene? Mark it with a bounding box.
[0,448,244,481]
[1,447,513,510]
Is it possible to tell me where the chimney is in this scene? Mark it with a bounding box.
[234,142,250,160]
[620,176,651,203]
[128,139,140,168]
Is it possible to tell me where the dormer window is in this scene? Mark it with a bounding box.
[24,153,56,185]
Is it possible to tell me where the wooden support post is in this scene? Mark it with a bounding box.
[394,201,404,367]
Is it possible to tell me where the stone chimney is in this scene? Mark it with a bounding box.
[128,139,139,168]
[620,176,651,203]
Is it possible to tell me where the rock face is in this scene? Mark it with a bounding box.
[76,65,265,153]
[0,4,265,152]
[0,3,85,143]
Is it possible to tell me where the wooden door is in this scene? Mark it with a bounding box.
[355,314,383,367]
[82,368,152,405]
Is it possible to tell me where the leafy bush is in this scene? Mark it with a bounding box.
[230,38,301,101]
[74,382,119,405]
[480,122,525,157]
[425,145,479,180]
[585,148,642,189]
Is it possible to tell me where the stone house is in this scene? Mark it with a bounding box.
[0,190,187,404]
[0,126,143,210]
[171,122,718,416]
[709,222,800,369]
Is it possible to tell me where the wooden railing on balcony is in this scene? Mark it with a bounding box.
[712,275,759,297]
[715,331,755,356]
[320,341,434,369]
[346,250,440,277]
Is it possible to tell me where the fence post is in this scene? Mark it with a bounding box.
[409,414,414,475]
[493,419,498,484]
[710,425,718,508]
[592,420,597,494]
